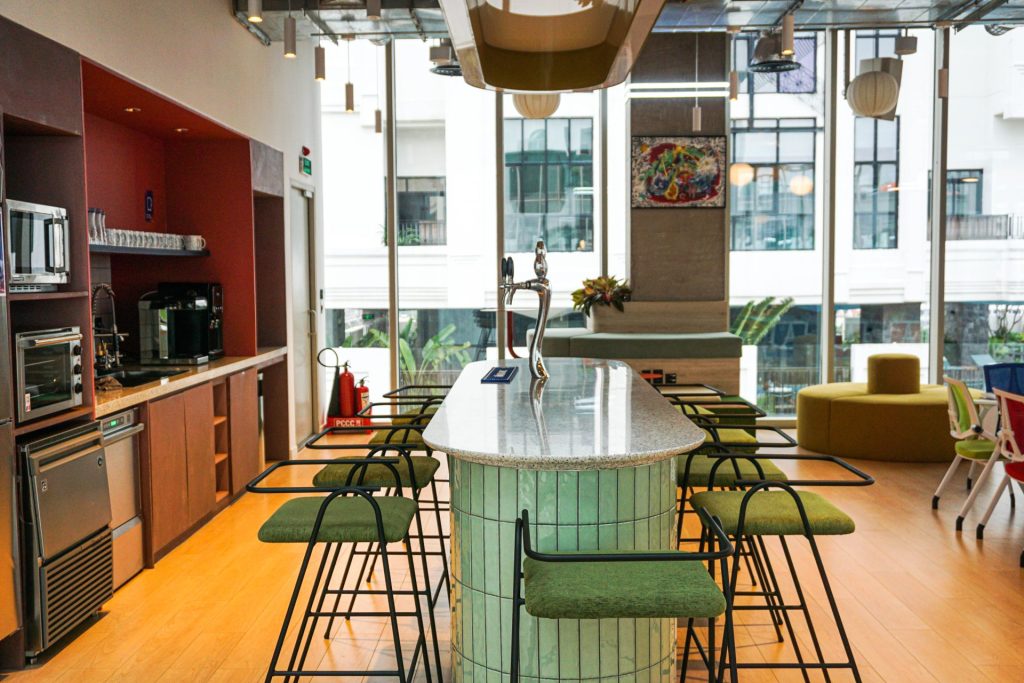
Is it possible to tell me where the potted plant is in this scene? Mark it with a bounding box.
[571,276,632,331]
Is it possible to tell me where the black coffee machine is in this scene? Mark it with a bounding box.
[138,283,223,365]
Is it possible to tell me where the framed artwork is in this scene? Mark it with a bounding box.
[631,136,726,208]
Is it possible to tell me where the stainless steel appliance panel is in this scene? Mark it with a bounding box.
[110,517,143,589]
[26,426,110,560]
[5,200,70,291]
[101,412,145,590]
[15,328,84,422]
[0,418,18,641]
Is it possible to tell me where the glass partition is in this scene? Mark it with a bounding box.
[944,27,1024,388]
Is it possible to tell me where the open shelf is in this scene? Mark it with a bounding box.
[89,244,210,257]
[8,290,91,302]
[215,490,229,503]
[214,452,228,465]
[213,415,228,427]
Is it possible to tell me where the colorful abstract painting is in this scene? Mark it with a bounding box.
[631,136,726,208]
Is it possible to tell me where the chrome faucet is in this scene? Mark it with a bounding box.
[501,240,551,380]
[91,283,125,372]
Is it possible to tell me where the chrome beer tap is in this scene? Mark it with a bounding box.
[501,240,552,380]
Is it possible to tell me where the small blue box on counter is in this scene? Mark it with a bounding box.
[481,366,518,384]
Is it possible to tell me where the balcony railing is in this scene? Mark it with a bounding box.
[945,214,1024,241]
[397,220,446,246]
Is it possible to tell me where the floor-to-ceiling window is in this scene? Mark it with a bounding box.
[944,27,1024,388]
[729,31,825,416]
[322,40,391,399]
[834,29,934,384]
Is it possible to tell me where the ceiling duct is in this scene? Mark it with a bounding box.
[749,32,800,73]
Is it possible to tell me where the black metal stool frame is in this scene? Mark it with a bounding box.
[509,508,738,683]
[304,426,451,614]
[247,459,435,683]
[695,458,874,683]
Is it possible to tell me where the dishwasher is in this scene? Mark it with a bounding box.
[101,410,145,590]
[20,421,113,659]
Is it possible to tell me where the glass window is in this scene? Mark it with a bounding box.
[504,116,595,254]
[835,29,933,385]
[731,121,817,251]
[944,27,1024,388]
[853,118,900,249]
[730,31,825,417]
[396,177,446,246]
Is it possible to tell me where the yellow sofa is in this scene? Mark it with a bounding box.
[797,354,959,463]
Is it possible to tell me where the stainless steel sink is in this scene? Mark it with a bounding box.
[96,368,188,388]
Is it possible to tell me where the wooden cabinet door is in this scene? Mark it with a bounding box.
[229,369,261,493]
[183,383,216,526]
[147,393,189,552]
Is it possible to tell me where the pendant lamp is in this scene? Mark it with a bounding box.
[437,0,667,91]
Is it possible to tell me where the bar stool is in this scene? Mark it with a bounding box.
[508,508,737,683]
[247,459,439,683]
[690,465,873,682]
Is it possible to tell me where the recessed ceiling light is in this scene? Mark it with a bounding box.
[174,127,189,134]
[961,177,979,183]
[124,106,141,113]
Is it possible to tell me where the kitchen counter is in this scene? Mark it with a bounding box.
[94,346,286,417]
[424,357,702,683]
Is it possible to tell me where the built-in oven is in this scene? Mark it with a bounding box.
[4,199,70,292]
[14,328,84,423]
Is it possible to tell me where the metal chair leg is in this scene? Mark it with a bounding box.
[957,455,1001,531]
[976,473,1010,539]
[933,456,964,509]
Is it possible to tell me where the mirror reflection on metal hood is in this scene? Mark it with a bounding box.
[437,0,666,91]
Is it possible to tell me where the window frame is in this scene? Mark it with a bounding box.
[730,119,818,252]
[852,117,901,250]
[395,176,447,246]
[503,116,595,253]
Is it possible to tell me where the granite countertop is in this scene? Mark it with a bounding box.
[94,346,286,417]
[422,357,705,470]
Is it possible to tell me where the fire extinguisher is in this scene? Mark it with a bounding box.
[339,362,355,417]
[354,378,370,417]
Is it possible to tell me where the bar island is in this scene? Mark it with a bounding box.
[423,357,705,683]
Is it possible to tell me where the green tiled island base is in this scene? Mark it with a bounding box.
[449,457,678,683]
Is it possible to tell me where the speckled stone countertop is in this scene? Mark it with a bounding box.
[422,357,704,470]
[94,346,286,417]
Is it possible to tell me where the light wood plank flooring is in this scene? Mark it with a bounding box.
[4,436,1024,682]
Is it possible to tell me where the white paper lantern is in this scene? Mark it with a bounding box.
[847,71,899,118]
[513,93,561,119]
[730,163,755,187]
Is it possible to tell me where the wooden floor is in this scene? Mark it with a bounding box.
[4,435,1024,682]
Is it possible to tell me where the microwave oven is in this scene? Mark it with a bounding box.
[5,199,70,292]
[14,328,84,423]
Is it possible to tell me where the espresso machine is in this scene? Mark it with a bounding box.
[138,283,223,365]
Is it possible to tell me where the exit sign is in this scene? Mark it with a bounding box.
[300,157,312,176]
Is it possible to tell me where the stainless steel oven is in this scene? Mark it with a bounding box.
[14,328,84,423]
[4,200,70,292]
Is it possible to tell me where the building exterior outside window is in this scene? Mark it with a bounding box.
[504,117,594,253]
[731,119,817,251]
[396,177,446,246]
[946,170,983,217]
[853,117,900,249]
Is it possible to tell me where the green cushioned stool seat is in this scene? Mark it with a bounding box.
[313,456,441,489]
[367,406,437,446]
[523,553,726,620]
[678,454,788,488]
[954,438,997,460]
[690,490,855,536]
[258,496,417,544]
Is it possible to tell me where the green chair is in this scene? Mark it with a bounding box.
[932,376,1002,531]
[247,458,442,683]
[509,508,737,683]
[302,438,450,630]
[691,474,868,682]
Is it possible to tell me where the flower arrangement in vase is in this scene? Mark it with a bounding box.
[571,276,632,330]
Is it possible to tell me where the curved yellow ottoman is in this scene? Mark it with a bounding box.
[797,383,955,462]
[798,353,963,462]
